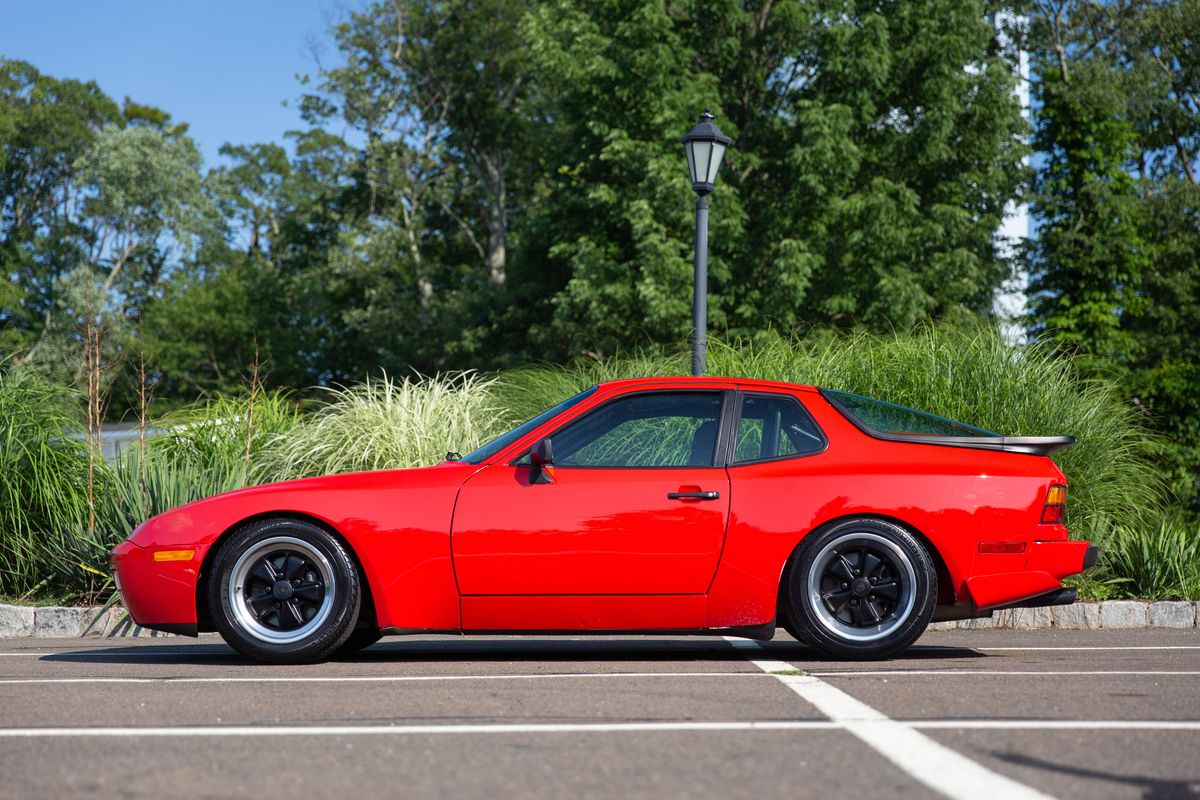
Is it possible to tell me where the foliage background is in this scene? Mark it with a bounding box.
[1,0,1198,601]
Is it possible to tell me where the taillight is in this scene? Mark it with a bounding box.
[1041,484,1066,524]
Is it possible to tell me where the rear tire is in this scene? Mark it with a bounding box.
[209,518,361,664]
[783,518,936,660]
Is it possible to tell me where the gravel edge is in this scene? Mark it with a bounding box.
[0,600,1197,638]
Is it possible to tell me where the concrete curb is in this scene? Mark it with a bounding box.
[0,604,180,639]
[927,600,1198,631]
[1,600,1197,638]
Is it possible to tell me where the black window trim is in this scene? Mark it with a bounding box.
[726,390,829,466]
[509,388,736,470]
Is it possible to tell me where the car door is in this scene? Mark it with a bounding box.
[450,390,732,597]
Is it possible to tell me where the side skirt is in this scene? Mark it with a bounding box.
[380,621,777,641]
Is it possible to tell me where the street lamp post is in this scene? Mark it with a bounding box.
[681,110,732,376]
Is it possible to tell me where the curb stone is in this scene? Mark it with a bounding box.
[0,604,176,638]
[1,600,1197,638]
[1150,601,1197,628]
[0,604,35,638]
[1099,600,1152,629]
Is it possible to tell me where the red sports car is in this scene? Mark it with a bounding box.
[112,377,1096,663]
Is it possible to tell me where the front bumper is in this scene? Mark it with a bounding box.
[111,539,205,636]
[965,541,1097,611]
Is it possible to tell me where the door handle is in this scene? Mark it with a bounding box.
[667,490,720,501]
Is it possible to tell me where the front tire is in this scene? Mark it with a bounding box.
[783,518,936,660]
[209,518,361,664]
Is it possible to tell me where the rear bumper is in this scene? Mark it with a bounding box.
[965,540,1096,611]
[111,539,204,636]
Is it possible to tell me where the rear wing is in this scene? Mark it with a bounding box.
[857,434,1077,457]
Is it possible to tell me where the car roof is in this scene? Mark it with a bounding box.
[594,376,821,394]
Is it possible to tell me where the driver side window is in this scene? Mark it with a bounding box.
[551,392,724,468]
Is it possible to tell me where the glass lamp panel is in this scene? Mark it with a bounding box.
[706,141,727,184]
[690,140,713,185]
[685,144,697,186]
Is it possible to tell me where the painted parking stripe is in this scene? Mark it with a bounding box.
[975,645,1200,651]
[725,638,1054,800]
[4,668,1200,686]
[0,721,839,738]
[811,670,1200,677]
[913,720,1200,731]
[0,671,766,685]
[1,719,1198,739]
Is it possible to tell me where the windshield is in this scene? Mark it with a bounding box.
[460,385,598,464]
[823,389,998,438]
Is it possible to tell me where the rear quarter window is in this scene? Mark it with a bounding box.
[823,389,997,438]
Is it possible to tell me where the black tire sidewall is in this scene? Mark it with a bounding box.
[210,518,361,664]
[785,518,936,660]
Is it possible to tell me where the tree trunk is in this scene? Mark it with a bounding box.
[481,153,507,286]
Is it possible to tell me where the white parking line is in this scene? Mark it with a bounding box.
[913,720,1200,731]
[976,645,1200,651]
[0,671,765,686]
[725,637,1054,800]
[3,668,1198,686]
[0,719,1197,739]
[0,721,839,737]
[812,670,1200,677]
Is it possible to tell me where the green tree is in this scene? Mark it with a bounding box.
[0,59,120,353]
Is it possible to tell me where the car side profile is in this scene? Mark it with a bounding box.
[112,377,1096,663]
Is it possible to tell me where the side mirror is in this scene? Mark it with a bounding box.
[529,438,554,484]
[530,437,554,467]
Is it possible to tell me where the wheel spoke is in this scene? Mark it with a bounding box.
[822,589,852,616]
[873,579,900,601]
[247,592,274,615]
[864,597,884,624]
[280,600,304,628]
[828,553,855,583]
[293,583,323,604]
[862,552,883,578]
[250,562,275,586]
[285,553,307,581]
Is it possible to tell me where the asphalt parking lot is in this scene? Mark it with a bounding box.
[1,628,1198,799]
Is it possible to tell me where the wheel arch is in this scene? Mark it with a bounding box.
[195,511,378,634]
[774,513,954,627]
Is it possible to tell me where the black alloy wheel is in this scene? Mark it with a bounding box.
[210,518,361,664]
[784,517,936,660]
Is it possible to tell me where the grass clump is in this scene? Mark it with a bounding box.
[1100,514,1200,600]
[506,324,1163,558]
[255,372,505,480]
[0,368,96,599]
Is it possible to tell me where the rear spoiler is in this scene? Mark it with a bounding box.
[867,434,1077,457]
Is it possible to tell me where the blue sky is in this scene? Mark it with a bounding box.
[0,0,357,166]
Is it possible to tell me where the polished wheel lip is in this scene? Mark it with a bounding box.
[228,535,336,645]
[806,530,917,643]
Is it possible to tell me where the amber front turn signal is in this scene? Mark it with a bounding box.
[152,549,195,562]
